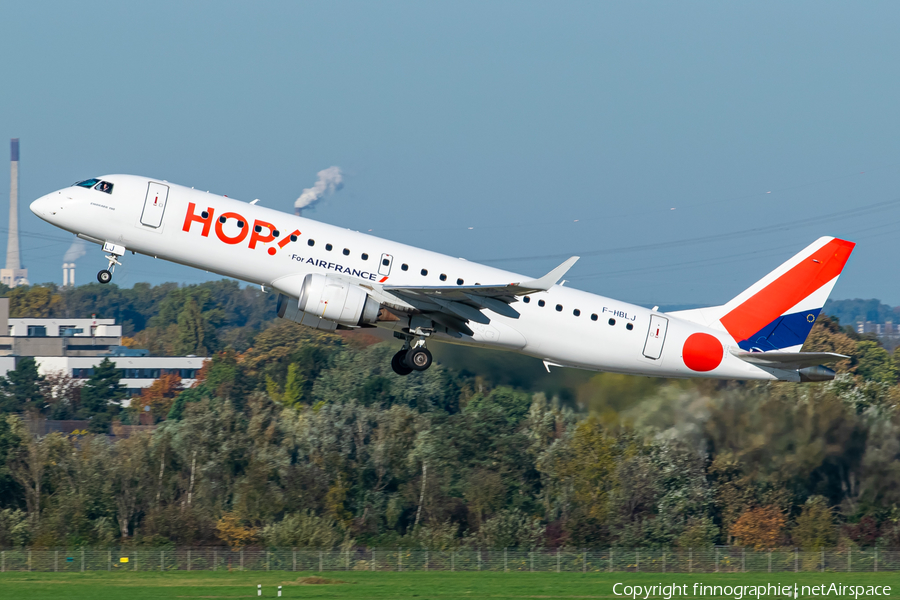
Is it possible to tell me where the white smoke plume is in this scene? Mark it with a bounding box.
[295,166,343,213]
[63,238,88,263]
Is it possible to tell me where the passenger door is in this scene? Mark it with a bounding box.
[643,315,668,359]
[140,182,169,228]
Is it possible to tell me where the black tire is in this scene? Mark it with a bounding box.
[391,349,413,376]
[97,270,112,284]
[406,346,433,371]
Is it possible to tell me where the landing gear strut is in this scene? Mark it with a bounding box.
[391,332,434,375]
[97,241,125,285]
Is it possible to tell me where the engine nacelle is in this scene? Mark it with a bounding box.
[276,274,381,331]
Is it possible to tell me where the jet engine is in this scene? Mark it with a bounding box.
[276,273,381,332]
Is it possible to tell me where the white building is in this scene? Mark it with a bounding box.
[7,317,121,338]
[0,354,207,401]
[0,298,208,399]
[37,355,205,398]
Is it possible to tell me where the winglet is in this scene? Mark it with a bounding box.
[515,257,580,291]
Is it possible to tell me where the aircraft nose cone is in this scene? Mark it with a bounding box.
[30,193,57,220]
[30,197,46,217]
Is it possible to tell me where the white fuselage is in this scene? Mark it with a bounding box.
[31,175,777,381]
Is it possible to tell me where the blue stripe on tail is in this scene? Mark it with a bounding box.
[736,309,821,352]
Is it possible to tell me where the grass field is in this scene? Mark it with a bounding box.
[1,571,899,600]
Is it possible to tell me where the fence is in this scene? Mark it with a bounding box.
[0,548,898,573]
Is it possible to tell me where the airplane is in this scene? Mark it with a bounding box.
[30,175,855,382]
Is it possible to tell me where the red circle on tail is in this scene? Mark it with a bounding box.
[682,333,724,372]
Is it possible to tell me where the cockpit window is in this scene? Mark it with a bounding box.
[74,178,100,188]
[94,181,113,194]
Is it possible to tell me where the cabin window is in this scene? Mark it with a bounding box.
[254,224,262,233]
[440,274,447,281]
[538,300,545,307]
[219,216,226,223]
[401,264,409,271]
[626,323,634,330]
[591,314,598,321]
[325,243,333,251]
[273,230,279,237]
[556,304,563,312]
[608,318,616,326]
[201,211,209,219]
[421,269,428,276]
[573,309,581,316]
[308,239,315,246]
[290,234,298,242]
[361,253,369,260]
[237,221,245,228]
[457,278,464,285]
[382,258,390,266]
[523,296,530,303]
[343,248,350,256]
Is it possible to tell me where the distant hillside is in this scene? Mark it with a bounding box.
[824,298,900,327]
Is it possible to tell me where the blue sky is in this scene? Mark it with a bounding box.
[2,1,900,306]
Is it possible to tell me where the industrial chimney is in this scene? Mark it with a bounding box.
[1,139,28,288]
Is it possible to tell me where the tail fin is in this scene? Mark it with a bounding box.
[671,236,855,352]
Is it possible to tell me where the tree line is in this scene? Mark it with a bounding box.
[1,281,900,549]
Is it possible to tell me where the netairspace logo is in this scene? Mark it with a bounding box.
[613,583,893,600]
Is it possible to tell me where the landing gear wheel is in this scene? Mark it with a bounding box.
[406,347,433,371]
[391,349,413,376]
[97,269,112,284]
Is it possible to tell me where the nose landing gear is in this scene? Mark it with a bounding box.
[97,241,126,285]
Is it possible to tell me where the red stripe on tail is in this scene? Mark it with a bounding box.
[719,238,855,342]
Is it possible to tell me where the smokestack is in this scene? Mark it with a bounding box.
[69,263,74,287]
[1,139,28,288]
[62,264,69,287]
[7,140,19,271]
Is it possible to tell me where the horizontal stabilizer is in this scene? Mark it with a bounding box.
[733,351,848,370]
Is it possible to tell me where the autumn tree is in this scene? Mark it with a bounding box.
[731,506,786,550]
[136,373,183,421]
[216,512,256,549]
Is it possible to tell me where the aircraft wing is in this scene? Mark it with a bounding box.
[733,351,848,370]
[383,256,579,326]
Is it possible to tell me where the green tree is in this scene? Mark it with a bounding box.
[856,341,897,384]
[0,415,24,507]
[175,296,217,355]
[266,363,305,408]
[793,495,836,550]
[78,358,124,432]
[0,358,44,413]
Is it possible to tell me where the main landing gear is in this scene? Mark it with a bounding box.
[97,241,125,284]
[391,335,433,376]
